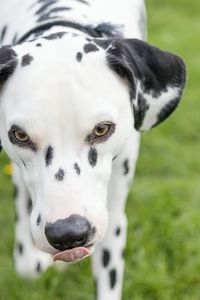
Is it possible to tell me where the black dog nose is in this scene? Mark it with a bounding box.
[45,214,91,251]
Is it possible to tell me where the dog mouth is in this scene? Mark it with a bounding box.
[52,243,94,263]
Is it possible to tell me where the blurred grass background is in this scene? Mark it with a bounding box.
[0,0,200,299]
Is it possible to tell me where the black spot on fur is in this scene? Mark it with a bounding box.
[0,46,18,84]
[21,54,34,66]
[115,226,121,236]
[36,43,42,47]
[21,159,26,167]
[17,242,24,255]
[55,168,65,181]
[93,38,111,50]
[36,262,41,272]
[74,0,89,4]
[134,93,149,130]
[37,13,57,23]
[74,163,81,175]
[37,0,54,2]
[46,6,72,14]
[102,249,110,267]
[34,30,45,38]
[45,146,53,166]
[0,25,7,43]
[13,185,18,199]
[44,32,66,40]
[12,33,18,45]
[94,278,98,299]
[76,52,83,62]
[109,268,117,289]
[27,198,33,214]
[95,22,123,38]
[83,43,99,54]
[37,214,41,225]
[35,0,57,15]
[92,226,97,236]
[88,148,97,167]
[123,159,129,176]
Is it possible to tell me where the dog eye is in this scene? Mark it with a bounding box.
[86,121,116,144]
[8,125,38,152]
[94,123,111,137]
[12,129,29,143]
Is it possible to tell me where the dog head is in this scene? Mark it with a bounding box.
[0,33,186,262]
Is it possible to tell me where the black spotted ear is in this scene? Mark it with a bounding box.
[0,46,18,153]
[104,38,186,131]
[0,45,18,87]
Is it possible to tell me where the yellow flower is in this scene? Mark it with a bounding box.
[4,163,13,176]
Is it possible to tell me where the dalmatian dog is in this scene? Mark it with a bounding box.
[0,0,186,299]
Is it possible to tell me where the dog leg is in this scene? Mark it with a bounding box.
[92,212,127,300]
[92,132,140,300]
[12,163,53,278]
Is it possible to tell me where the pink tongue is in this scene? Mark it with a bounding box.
[53,247,90,263]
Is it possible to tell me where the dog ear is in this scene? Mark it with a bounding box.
[104,38,186,131]
[0,45,18,86]
[0,45,18,153]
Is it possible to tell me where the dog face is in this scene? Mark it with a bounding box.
[0,33,186,261]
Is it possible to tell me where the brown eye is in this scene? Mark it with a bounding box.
[85,121,116,144]
[13,130,29,142]
[8,125,38,151]
[94,123,111,137]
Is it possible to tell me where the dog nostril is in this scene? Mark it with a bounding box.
[53,243,63,249]
[77,237,85,242]
[45,214,91,251]
[74,237,87,247]
[52,242,70,251]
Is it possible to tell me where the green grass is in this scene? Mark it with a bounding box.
[1,0,200,299]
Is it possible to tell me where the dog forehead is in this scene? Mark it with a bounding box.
[14,34,105,69]
[10,35,108,92]
[2,35,129,133]
[4,35,126,109]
